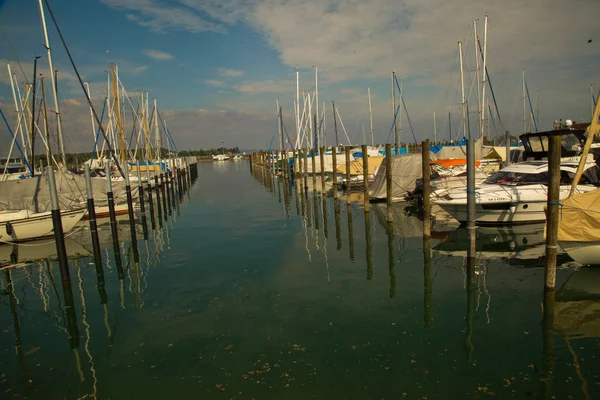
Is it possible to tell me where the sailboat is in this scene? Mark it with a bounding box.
[0,208,85,243]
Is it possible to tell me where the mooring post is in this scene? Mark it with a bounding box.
[332,146,338,198]
[136,162,145,215]
[124,163,138,256]
[385,143,393,222]
[47,166,70,282]
[169,167,176,209]
[361,144,369,211]
[422,140,431,238]
[160,166,168,219]
[105,162,120,248]
[466,138,476,255]
[165,164,172,215]
[505,130,511,168]
[147,166,156,231]
[319,146,325,193]
[545,135,561,291]
[311,148,317,187]
[345,146,351,197]
[84,165,102,267]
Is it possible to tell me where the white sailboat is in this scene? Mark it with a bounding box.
[0,208,85,243]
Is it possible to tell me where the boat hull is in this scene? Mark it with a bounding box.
[559,241,600,265]
[435,200,548,225]
[83,203,130,219]
[0,209,85,243]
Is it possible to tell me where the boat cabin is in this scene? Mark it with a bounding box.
[519,129,600,162]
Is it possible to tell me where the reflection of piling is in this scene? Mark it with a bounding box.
[466,138,476,255]
[334,197,342,250]
[84,165,102,267]
[160,171,168,220]
[365,209,373,279]
[137,162,145,215]
[464,255,475,362]
[165,169,172,216]
[347,202,355,261]
[61,280,83,381]
[106,163,122,276]
[387,221,396,297]
[313,191,319,230]
[47,166,70,282]
[169,170,176,210]
[385,143,393,222]
[545,135,561,291]
[541,290,556,398]
[319,146,325,193]
[423,235,433,327]
[303,149,309,191]
[332,146,338,197]
[322,193,328,238]
[361,144,369,210]
[422,140,431,238]
[148,172,156,231]
[154,175,162,225]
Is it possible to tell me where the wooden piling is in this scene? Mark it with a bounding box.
[84,165,102,267]
[385,143,393,222]
[136,162,145,215]
[47,166,70,282]
[422,140,431,238]
[361,144,369,211]
[105,163,121,260]
[319,146,325,193]
[345,146,351,196]
[124,164,138,260]
[311,148,317,187]
[505,130,511,168]
[160,171,168,219]
[332,146,338,197]
[545,135,561,291]
[347,202,355,261]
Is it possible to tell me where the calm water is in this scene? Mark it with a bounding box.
[1,161,599,399]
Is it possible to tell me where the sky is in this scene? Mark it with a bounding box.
[0,0,599,154]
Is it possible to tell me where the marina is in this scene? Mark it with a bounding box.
[1,161,599,399]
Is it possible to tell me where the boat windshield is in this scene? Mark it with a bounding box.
[484,171,549,186]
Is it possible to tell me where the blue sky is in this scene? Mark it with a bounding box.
[0,0,599,152]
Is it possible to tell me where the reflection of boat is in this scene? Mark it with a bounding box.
[0,237,91,267]
[0,209,86,242]
[558,188,600,266]
[555,267,600,338]
[433,223,546,261]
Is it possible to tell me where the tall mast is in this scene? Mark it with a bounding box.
[522,70,526,134]
[37,0,66,167]
[110,63,126,162]
[315,66,319,146]
[279,106,285,153]
[473,20,482,140]
[296,69,300,149]
[433,111,437,142]
[322,102,327,146]
[368,86,374,146]
[154,98,160,159]
[392,71,398,149]
[40,77,52,164]
[31,56,41,175]
[459,41,467,139]
[276,99,282,151]
[480,15,488,141]
[332,101,339,146]
[399,77,403,146]
[7,65,28,165]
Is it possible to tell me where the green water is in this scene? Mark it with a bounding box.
[1,161,599,399]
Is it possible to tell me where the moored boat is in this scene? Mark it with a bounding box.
[0,208,86,243]
[558,188,600,265]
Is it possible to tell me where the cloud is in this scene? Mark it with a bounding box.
[218,68,244,78]
[235,79,292,94]
[143,49,174,61]
[205,79,225,86]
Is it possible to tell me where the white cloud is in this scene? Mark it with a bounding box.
[205,79,225,86]
[218,68,244,78]
[235,79,292,94]
[143,49,174,61]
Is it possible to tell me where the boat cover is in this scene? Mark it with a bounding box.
[558,188,600,242]
[369,153,436,201]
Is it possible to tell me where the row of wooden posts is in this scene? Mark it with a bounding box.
[251,136,562,294]
[46,159,198,287]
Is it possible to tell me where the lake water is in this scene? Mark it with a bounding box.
[1,161,599,399]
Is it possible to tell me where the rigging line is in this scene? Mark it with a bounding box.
[91,97,107,160]
[386,105,401,144]
[524,78,538,131]
[394,75,418,144]
[126,101,141,150]
[0,107,33,175]
[477,38,504,135]
[157,110,179,154]
[42,0,125,178]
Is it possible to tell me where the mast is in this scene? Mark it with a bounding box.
[392,71,398,150]
[110,63,126,162]
[459,41,467,139]
[433,111,437,142]
[399,77,403,146]
[473,20,482,140]
[40,77,52,164]
[315,66,319,146]
[37,0,66,167]
[31,56,41,175]
[332,101,339,146]
[522,70,526,134]
[276,99,282,151]
[279,106,285,153]
[7,65,28,166]
[368,86,374,146]
[322,101,327,146]
[480,15,488,141]
[84,83,96,143]
[154,98,160,160]
[296,69,300,149]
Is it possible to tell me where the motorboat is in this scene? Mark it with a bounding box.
[0,208,86,242]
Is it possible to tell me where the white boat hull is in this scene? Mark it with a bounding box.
[0,209,85,243]
[436,200,548,225]
[559,241,600,265]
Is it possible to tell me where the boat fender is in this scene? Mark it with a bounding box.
[5,222,12,236]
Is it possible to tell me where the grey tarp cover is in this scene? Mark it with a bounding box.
[0,167,139,212]
[301,153,355,174]
[435,139,483,160]
[369,153,436,201]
